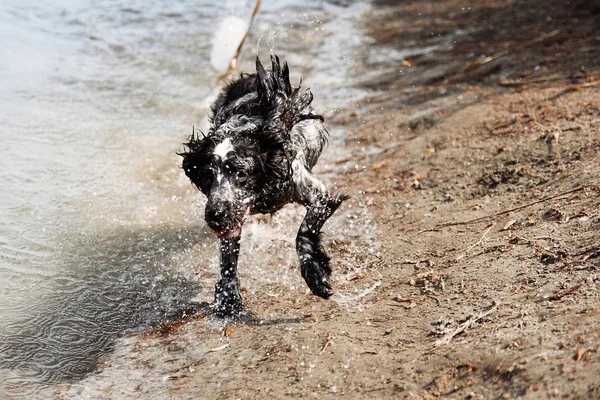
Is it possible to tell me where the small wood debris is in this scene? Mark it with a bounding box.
[413,271,446,286]
[429,319,454,337]
[411,271,447,293]
[349,272,367,281]
[320,332,333,354]
[372,161,386,170]
[144,313,207,338]
[207,344,229,353]
[434,302,499,347]
[547,283,583,301]
[361,349,379,355]
[542,207,566,222]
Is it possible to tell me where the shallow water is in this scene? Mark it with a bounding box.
[0,0,374,397]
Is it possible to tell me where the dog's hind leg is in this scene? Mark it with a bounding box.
[293,163,349,298]
[213,235,243,317]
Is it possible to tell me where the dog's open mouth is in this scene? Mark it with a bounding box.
[210,205,251,239]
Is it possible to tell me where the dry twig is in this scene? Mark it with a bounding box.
[460,29,560,73]
[320,332,333,354]
[215,0,263,84]
[500,73,600,87]
[548,283,583,301]
[433,184,594,229]
[207,344,230,353]
[433,302,499,347]
[456,222,496,261]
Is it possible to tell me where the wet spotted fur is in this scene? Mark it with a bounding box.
[179,55,348,317]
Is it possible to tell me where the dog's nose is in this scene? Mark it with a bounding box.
[205,204,230,229]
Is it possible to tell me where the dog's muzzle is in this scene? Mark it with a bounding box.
[209,205,251,239]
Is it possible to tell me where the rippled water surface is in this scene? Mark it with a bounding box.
[0,0,371,397]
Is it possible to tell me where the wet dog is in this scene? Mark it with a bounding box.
[179,55,348,317]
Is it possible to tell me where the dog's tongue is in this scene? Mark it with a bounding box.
[211,205,251,238]
[241,204,251,220]
[211,226,229,237]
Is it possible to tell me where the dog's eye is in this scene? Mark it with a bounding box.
[235,171,248,183]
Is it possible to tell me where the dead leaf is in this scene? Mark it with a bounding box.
[349,272,367,281]
[513,284,527,294]
[575,347,592,362]
[501,219,517,231]
[225,326,233,337]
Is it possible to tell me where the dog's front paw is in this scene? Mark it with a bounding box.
[213,280,243,318]
[212,295,243,318]
[300,252,333,299]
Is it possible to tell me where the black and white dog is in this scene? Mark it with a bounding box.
[179,54,348,317]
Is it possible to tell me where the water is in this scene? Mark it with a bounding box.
[0,0,373,397]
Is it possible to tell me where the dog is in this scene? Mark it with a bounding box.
[179,54,348,317]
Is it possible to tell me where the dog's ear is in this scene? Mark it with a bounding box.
[177,129,216,191]
[269,54,292,98]
[256,54,295,109]
[254,54,325,182]
[255,56,270,102]
[255,54,323,138]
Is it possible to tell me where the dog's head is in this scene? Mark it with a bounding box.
[179,116,264,238]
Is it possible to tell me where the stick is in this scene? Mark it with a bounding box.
[548,283,583,301]
[460,29,560,73]
[215,0,263,84]
[456,222,496,261]
[500,74,600,86]
[433,302,499,347]
[434,184,593,229]
[320,332,333,354]
[207,344,230,353]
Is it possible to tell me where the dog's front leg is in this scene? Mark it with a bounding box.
[296,193,347,299]
[213,235,243,317]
